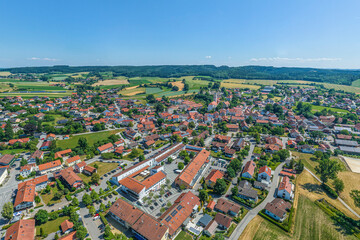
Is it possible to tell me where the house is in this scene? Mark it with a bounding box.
[231,138,246,151]
[257,166,272,183]
[97,142,114,153]
[38,160,62,175]
[28,150,43,164]
[214,198,241,216]
[224,146,236,158]
[83,165,97,176]
[20,164,37,178]
[58,231,77,240]
[238,186,258,202]
[207,200,216,211]
[0,167,8,185]
[208,101,218,111]
[277,176,294,200]
[241,160,256,179]
[266,137,283,149]
[61,220,74,234]
[289,129,301,138]
[65,155,81,167]
[297,144,315,154]
[56,168,83,189]
[74,161,86,173]
[14,182,36,210]
[205,170,224,188]
[0,154,15,166]
[54,149,72,159]
[40,141,51,150]
[5,219,35,240]
[34,112,45,120]
[203,219,219,237]
[46,133,56,141]
[226,124,239,132]
[264,198,292,222]
[159,191,200,237]
[214,213,232,229]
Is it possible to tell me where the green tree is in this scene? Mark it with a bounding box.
[199,190,208,202]
[5,122,14,140]
[1,202,13,220]
[146,94,156,103]
[54,191,63,200]
[315,158,341,183]
[35,209,49,225]
[71,197,79,206]
[89,205,96,216]
[333,178,344,193]
[178,162,184,170]
[91,173,100,184]
[231,186,238,196]
[227,167,236,178]
[214,179,227,195]
[214,233,225,240]
[90,190,99,202]
[78,137,88,150]
[82,193,92,206]
[76,226,88,240]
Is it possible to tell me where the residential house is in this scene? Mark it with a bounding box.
[214,213,231,230]
[205,170,224,188]
[277,176,294,200]
[0,168,8,185]
[214,198,241,217]
[5,219,35,240]
[0,154,15,166]
[97,142,114,154]
[28,150,43,164]
[241,160,256,179]
[257,166,272,183]
[38,160,62,175]
[264,198,292,222]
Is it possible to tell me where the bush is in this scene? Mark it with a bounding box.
[321,183,338,199]
[232,196,255,208]
[65,195,72,201]
[99,212,108,225]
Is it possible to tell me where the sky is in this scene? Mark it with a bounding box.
[0,0,360,69]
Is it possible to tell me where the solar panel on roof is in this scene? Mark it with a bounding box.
[177,205,183,210]
[171,210,177,217]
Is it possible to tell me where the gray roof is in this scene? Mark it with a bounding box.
[0,167,6,177]
[335,139,359,147]
[198,214,213,227]
[339,146,360,153]
[238,187,258,199]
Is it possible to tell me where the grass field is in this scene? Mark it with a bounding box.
[118,86,146,96]
[351,79,360,87]
[36,216,69,236]
[311,105,349,113]
[92,77,129,86]
[0,71,11,77]
[174,231,193,240]
[41,186,63,205]
[57,129,124,149]
[336,171,360,215]
[241,194,357,240]
[78,161,118,183]
[145,87,163,94]
[41,114,66,126]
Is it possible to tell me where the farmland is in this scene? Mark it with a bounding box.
[92,77,129,86]
[57,129,124,149]
[221,79,261,89]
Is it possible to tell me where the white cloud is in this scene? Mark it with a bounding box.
[205,56,212,59]
[28,57,58,61]
[250,57,342,62]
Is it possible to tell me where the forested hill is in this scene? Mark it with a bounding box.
[2,65,360,85]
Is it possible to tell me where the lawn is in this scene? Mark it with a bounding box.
[0,148,27,155]
[40,186,63,205]
[311,105,349,114]
[240,194,357,240]
[41,114,66,127]
[36,216,69,236]
[174,231,193,240]
[78,161,119,183]
[57,129,124,149]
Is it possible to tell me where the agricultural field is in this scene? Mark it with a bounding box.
[221,79,261,89]
[170,81,184,90]
[240,194,357,240]
[351,79,360,87]
[0,92,72,98]
[57,129,124,149]
[92,77,129,86]
[145,87,163,94]
[0,71,11,77]
[310,105,349,113]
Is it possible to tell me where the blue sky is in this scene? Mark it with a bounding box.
[0,0,359,68]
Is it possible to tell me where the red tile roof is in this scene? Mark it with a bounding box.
[258,166,271,177]
[38,160,61,171]
[242,160,256,177]
[205,169,224,183]
[278,176,292,193]
[5,219,35,240]
[61,220,74,233]
[98,142,114,152]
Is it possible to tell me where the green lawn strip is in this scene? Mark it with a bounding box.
[57,129,123,149]
[36,216,69,236]
[40,187,62,205]
[174,231,193,240]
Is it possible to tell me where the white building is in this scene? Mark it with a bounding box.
[0,168,8,185]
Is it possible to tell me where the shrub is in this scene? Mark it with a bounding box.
[321,183,338,199]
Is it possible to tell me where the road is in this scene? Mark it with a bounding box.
[230,161,286,240]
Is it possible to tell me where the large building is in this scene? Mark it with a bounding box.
[175,149,210,189]
[159,191,200,238]
[55,168,83,189]
[5,219,35,240]
[0,154,15,166]
[38,160,62,175]
[109,198,169,240]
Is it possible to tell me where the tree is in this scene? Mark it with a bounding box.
[90,190,99,202]
[91,173,100,184]
[139,154,145,162]
[350,190,360,208]
[315,158,341,183]
[214,233,225,240]
[54,233,59,240]
[333,178,344,193]
[35,196,41,204]
[146,94,156,103]
[214,179,227,195]
[199,190,208,202]
[231,186,238,196]
[71,197,79,206]
[100,203,106,212]
[78,137,88,150]
[76,226,88,240]
[82,193,92,206]
[1,202,13,220]
[155,103,165,113]
[5,122,14,140]
[188,122,195,129]
[227,167,236,178]
[24,122,37,135]
[54,191,63,200]
[40,227,44,237]
[89,205,96,216]
[178,162,184,170]
[35,209,49,225]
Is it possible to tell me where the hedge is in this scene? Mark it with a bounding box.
[65,195,72,201]
[321,183,338,199]
[258,210,289,232]
[99,212,108,225]
[232,196,255,208]
[34,204,44,209]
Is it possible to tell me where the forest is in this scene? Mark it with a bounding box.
[1,65,360,85]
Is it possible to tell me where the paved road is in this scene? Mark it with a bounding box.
[304,167,360,219]
[230,162,286,240]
